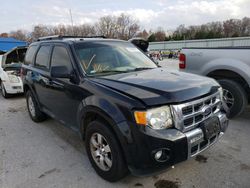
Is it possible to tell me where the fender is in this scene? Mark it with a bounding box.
[77,102,134,166]
[23,82,43,110]
[200,58,250,87]
[77,95,132,140]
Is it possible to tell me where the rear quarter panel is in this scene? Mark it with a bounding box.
[182,48,250,87]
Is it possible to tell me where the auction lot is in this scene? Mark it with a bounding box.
[0,59,250,188]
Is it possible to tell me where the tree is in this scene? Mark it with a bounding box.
[3,16,250,42]
[154,27,166,41]
[223,19,241,37]
[240,17,250,36]
[116,13,140,40]
[136,29,149,39]
[96,15,117,38]
[9,30,28,41]
[31,25,50,41]
[0,33,8,37]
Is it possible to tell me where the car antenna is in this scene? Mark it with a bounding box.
[69,9,75,37]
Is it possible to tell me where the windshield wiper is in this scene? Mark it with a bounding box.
[131,67,155,71]
[95,70,128,74]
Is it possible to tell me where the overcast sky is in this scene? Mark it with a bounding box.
[1,0,250,33]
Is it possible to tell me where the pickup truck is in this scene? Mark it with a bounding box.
[0,46,27,98]
[179,47,250,118]
[22,35,228,182]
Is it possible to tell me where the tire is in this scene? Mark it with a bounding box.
[1,82,11,98]
[26,90,47,122]
[218,79,248,118]
[85,120,128,182]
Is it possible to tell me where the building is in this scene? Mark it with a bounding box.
[149,36,250,51]
[0,37,27,54]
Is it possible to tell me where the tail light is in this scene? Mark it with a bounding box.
[179,53,186,69]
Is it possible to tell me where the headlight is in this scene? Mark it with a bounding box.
[8,74,20,83]
[134,106,173,129]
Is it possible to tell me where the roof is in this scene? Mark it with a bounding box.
[0,37,28,52]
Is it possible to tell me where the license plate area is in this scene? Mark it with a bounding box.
[201,117,221,140]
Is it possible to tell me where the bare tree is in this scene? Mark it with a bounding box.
[31,25,50,41]
[154,27,166,41]
[96,15,117,38]
[9,30,28,41]
[223,19,241,37]
[116,13,140,40]
[241,17,250,36]
[136,29,149,39]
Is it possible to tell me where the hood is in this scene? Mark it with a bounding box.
[90,68,220,106]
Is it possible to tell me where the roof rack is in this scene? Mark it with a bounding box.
[37,35,106,41]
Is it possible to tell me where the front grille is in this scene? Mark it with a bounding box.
[171,92,222,132]
[12,86,22,90]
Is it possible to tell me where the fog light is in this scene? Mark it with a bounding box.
[155,150,163,160]
[153,148,170,162]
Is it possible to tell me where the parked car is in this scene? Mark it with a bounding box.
[179,47,250,118]
[0,46,27,98]
[22,35,228,182]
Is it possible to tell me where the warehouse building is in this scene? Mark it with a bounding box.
[149,36,250,51]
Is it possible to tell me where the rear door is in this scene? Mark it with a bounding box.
[32,44,52,108]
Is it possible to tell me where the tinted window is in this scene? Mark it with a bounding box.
[51,46,72,72]
[35,46,51,69]
[24,45,38,65]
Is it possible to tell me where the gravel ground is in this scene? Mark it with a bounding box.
[0,59,250,188]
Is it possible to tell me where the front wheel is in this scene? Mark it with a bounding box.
[85,120,128,182]
[218,79,248,118]
[1,82,11,98]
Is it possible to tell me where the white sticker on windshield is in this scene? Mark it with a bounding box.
[126,47,140,52]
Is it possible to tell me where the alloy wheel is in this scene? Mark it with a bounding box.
[90,133,112,171]
[28,96,36,117]
[223,89,235,109]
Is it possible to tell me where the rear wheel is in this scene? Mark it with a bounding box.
[218,79,248,118]
[85,120,128,182]
[1,82,11,98]
[26,90,47,122]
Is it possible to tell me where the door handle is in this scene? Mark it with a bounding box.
[49,79,64,88]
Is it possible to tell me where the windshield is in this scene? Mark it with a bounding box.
[74,41,157,76]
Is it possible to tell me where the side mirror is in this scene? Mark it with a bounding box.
[129,38,149,52]
[51,66,70,78]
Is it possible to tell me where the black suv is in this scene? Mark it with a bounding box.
[22,35,229,182]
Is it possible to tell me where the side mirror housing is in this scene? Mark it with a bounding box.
[129,38,149,52]
[51,66,70,78]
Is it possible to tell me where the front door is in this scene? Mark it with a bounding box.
[46,45,81,128]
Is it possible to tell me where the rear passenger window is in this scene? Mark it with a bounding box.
[51,46,72,72]
[35,46,51,69]
[24,45,38,65]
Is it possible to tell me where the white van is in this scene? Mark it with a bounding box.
[0,46,27,98]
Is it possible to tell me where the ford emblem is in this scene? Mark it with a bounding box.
[202,106,212,116]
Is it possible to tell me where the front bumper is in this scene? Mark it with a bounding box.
[3,80,23,94]
[124,112,228,176]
